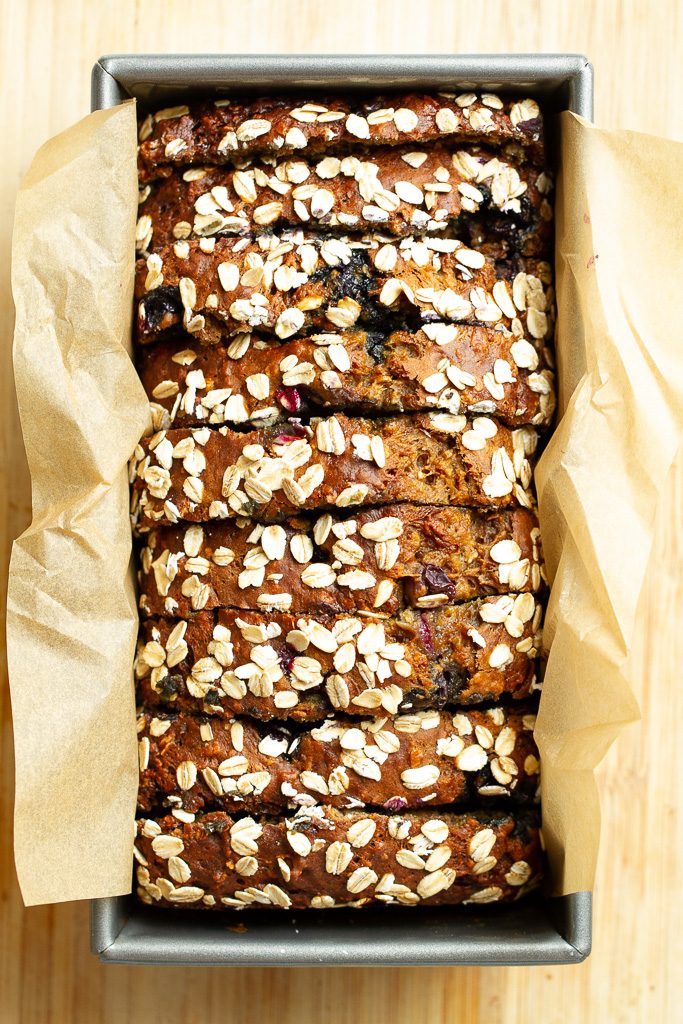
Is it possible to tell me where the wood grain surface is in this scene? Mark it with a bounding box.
[1,2,681,1021]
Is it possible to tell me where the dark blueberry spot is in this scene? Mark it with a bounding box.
[275,386,302,413]
[485,215,521,246]
[319,250,376,308]
[519,194,533,223]
[474,761,495,786]
[273,640,299,677]
[364,331,387,364]
[309,250,417,330]
[496,256,524,280]
[517,116,543,138]
[384,796,408,811]
[421,564,456,597]
[472,808,507,829]
[438,664,468,700]
[141,285,183,329]
[418,614,435,655]
[332,250,372,302]
[477,182,492,207]
[434,671,450,701]
[204,817,228,834]
[156,673,181,700]
[510,813,535,842]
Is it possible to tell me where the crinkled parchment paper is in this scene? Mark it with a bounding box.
[535,112,683,893]
[7,104,683,904]
[7,102,149,904]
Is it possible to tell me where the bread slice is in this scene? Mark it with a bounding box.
[134,805,542,909]
[137,92,545,182]
[137,143,552,255]
[131,414,539,528]
[136,704,540,816]
[140,325,554,432]
[135,593,542,721]
[135,234,554,347]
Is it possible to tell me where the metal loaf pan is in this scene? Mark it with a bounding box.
[90,52,593,967]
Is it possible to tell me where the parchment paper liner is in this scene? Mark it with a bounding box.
[9,103,682,904]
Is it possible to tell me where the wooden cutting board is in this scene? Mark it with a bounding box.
[1,2,680,1021]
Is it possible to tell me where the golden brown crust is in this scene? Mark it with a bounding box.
[135,234,554,347]
[130,414,539,528]
[135,596,542,721]
[140,326,555,431]
[134,806,543,909]
[136,705,540,816]
[136,504,544,620]
[137,143,552,254]
[137,93,545,182]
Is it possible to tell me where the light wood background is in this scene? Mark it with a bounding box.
[1,2,681,1022]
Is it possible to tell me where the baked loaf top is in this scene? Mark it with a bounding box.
[137,143,552,254]
[136,705,540,816]
[137,503,544,619]
[135,234,554,347]
[137,93,545,182]
[132,89,551,917]
[135,596,542,720]
[135,806,542,909]
[141,326,555,432]
[131,414,539,527]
